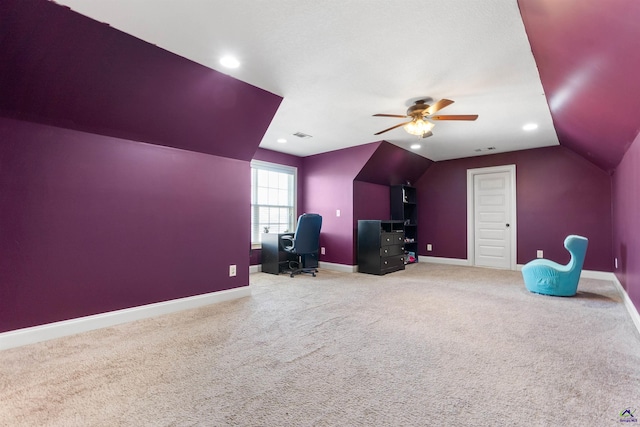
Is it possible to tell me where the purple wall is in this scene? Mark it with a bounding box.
[303,143,381,265]
[354,181,392,260]
[4,0,633,334]
[0,118,250,332]
[416,146,612,271]
[355,141,433,186]
[612,133,640,307]
[302,141,431,266]
[0,0,281,162]
[251,142,431,267]
[354,181,392,222]
[0,0,283,333]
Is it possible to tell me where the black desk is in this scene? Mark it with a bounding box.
[261,233,320,275]
[261,233,297,274]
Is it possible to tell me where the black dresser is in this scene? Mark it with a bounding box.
[357,220,405,275]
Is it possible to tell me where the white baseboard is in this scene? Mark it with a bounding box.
[612,275,640,338]
[318,261,358,273]
[14,263,631,352]
[579,269,616,280]
[421,256,471,266]
[0,286,251,351]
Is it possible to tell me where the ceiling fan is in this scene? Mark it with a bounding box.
[373,98,478,138]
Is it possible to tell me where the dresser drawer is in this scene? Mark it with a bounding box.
[381,232,404,246]
[379,255,405,273]
[380,244,404,257]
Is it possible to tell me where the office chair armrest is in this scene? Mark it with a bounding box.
[280,234,295,251]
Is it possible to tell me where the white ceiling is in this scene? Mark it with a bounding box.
[56,0,559,161]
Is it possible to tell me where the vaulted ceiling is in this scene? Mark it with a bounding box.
[0,0,282,161]
[519,0,640,171]
[28,1,640,171]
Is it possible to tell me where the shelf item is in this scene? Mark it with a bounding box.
[357,220,405,275]
[391,185,418,263]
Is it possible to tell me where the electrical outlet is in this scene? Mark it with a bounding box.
[229,264,237,277]
[321,247,326,255]
[536,250,543,258]
[427,244,432,251]
[336,209,341,217]
[615,257,618,269]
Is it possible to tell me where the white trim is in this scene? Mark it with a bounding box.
[319,261,358,273]
[0,286,251,350]
[250,264,262,274]
[467,164,517,270]
[422,256,471,266]
[579,270,615,280]
[612,275,640,337]
[250,159,298,245]
[250,159,297,174]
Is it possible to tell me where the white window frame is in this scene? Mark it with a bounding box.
[250,160,297,247]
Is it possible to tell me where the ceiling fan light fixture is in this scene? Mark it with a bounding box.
[404,118,434,136]
[373,98,477,137]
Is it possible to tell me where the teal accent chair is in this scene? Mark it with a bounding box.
[522,235,589,296]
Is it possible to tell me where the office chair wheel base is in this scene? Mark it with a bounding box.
[312,272,316,277]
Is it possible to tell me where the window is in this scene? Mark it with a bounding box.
[250,160,297,245]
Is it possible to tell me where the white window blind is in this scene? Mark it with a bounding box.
[250,160,297,244]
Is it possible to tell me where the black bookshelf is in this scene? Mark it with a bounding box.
[390,185,418,264]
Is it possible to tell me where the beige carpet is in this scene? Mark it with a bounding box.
[1,264,639,426]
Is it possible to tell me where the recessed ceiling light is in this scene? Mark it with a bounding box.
[277,138,287,144]
[523,123,538,131]
[410,144,421,150]
[220,55,240,69]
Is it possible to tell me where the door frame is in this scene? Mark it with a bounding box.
[466,164,517,270]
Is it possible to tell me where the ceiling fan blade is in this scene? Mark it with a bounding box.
[430,114,478,121]
[373,113,407,118]
[374,121,412,135]
[421,131,433,139]
[425,99,454,115]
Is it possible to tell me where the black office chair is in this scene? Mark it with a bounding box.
[281,213,323,277]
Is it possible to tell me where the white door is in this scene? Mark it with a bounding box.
[469,167,515,269]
